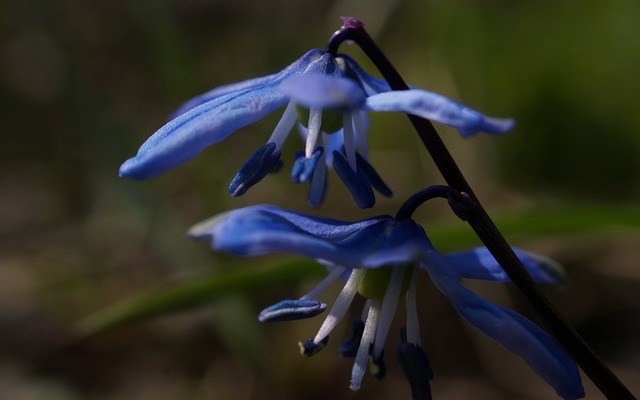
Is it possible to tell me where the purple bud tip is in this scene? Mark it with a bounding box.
[340,17,365,30]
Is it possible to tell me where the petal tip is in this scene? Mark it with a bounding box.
[118,158,142,179]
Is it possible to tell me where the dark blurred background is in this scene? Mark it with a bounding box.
[2,0,639,399]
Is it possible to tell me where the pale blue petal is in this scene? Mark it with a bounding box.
[427,255,584,400]
[280,74,367,109]
[190,206,437,268]
[120,50,330,180]
[445,247,567,285]
[188,205,394,267]
[338,53,392,95]
[169,49,326,119]
[362,219,431,267]
[119,85,287,179]
[363,89,515,137]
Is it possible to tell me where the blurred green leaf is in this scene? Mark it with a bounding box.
[430,203,640,251]
[77,258,324,336]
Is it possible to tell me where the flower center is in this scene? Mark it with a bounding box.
[296,105,343,133]
[357,266,412,301]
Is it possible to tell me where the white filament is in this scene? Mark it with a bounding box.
[350,300,380,391]
[352,110,369,159]
[267,100,298,150]
[309,134,327,205]
[300,265,345,300]
[305,108,323,158]
[313,268,366,345]
[405,266,421,345]
[372,266,405,358]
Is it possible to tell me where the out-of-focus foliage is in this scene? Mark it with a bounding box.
[1,0,639,399]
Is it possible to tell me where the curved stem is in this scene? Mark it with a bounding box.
[327,20,636,400]
[395,185,473,221]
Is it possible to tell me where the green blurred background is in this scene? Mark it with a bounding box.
[2,0,639,399]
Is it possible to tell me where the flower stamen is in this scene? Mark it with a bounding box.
[352,110,368,159]
[267,100,298,150]
[350,300,380,391]
[405,265,421,345]
[343,110,357,171]
[313,269,366,345]
[308,135,328,207]
[300,266,346,300]
[372,266,405,359]
[305,108,323,158]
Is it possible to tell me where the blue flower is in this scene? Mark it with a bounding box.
[120,49,514,208]
[189,205,584,399]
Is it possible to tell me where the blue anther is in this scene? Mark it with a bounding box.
[339,319,365,357]
[356,152,392,197]
[229,142,282,196]
[299,336,330,357]
[291,147,324,184]
[258,299,327,323]
[332,151,375,208]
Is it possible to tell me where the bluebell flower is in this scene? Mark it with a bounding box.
[189,205,584,399]
[120,49,514,208]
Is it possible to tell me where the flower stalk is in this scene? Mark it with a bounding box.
[327,17,635,400]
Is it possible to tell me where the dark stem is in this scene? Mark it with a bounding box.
[327,22,635,400]
[395,185,474,221]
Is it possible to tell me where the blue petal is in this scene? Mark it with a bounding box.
[363,219,431,267]
[119,50,329,180]
[189,205,426,268]
[119,84,287,179]
[169,49,326,119]
[445,247,568,285]
[279,74,367,109]
[427,256,584,399]
[258,299,327,323]
[338,53,392,95]
[228,142,282,197]
[363,89,515,137]
[332,151,375,209]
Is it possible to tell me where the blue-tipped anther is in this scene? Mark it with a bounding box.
[339,319,365,357]
[258,299,327,323]
[397,343,433,400]
[307,172,327,208]
[355,152,392,197]
[332,151,375,208]
[291,147,324,184]
[369,350,386,380]
[229,142,282,197]
[299,336,330,357]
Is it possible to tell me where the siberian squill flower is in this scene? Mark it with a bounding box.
[189,204,585,399]
[119,49,514,208]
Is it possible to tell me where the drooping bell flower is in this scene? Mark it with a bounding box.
[189,204,584,399]
[120,50,513,208]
